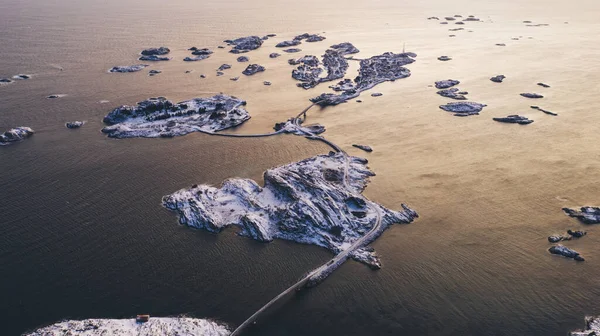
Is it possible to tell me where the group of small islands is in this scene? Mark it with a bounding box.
[3,17,598,335]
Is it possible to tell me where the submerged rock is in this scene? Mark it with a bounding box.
[352,144,373,152]
[24,317,230,336]
[237,56,249,62]
[140,47,170,56]
[521,93,544,98]
[139,55,170,61]
[101,94,250,138]
[226,36,263,53]
[109,65,148,73]
[371,92,383,97]
[148,70,161,76]
[13,74,31,80]
[492,115,533,124]
[438,56,452,61]
[490,75,506,83]
[65,121,85,129]
[437,88,467,100]
[162,152,418,268]
[563,207,600,224]
[283,48,302,53]
[0,78,14,84]
[439,102,486,116]
[217,64,231,71]
[570,316,600,336]
[263,81,271,86]
[549,245,584,261]
[242,64,265,76]
[530,105,557,116]
[269,53,281,58]
[0,127,34,145]
[191,48,213,56]
[537,82,551,88]
[435,79,460,89]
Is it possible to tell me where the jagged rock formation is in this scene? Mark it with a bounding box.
[352,144,373,152]
[530,105,557,116]
[101,94,250,138]
[24,317,230,336]
[139,55,170,61]
[225,36,263,53]
[435,79,460,89]
[439,102,486,116]
[0,127,34,145]
[109,65,148,73]
[490,75,506,83]
[242,64,265,76]
[288,55,319,66]
[140,47,170,56]
[163,152,418,268]
[237,56,249,62]
[65,121,85,129]
[492,115,533,124]
[563,207,600,224]
[549,245,584,261]
[311,52,416,106]
[184,55,210,62]
[521,93,544,98]
[570,316,600,336]
[437,88,467,100]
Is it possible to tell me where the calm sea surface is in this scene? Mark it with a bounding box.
[2,0,600,335]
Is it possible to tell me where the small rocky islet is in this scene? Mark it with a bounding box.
[65,121,85,129]
[0,127,34,145]
[492,115,533,125]
[139,47,171,61]
[109,64,148,73]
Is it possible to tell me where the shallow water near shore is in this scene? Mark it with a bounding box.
[2,0,600,335]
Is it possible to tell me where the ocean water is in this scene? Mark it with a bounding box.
[2,0,600,335]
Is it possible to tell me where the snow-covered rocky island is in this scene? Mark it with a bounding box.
[24,317,230,336]
[101,94,250,138]
[163,151,418,269]
[571,316,600,336]
[0,127,34,145]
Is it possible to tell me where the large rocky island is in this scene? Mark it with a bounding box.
[101,94,250,138]
[0,126,34,145]
[163,152,418,268]
[24,317,230,336]
[571,316,600,336]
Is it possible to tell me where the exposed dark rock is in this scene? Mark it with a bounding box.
[242,64,266,76]
[47,94,64,99]
[496,43,506,46]
[437,88,467,100]
[162,152,418,268]
[463,17,480,21]
[521,93,544,98]
[427,17,440,20]
[294,33,326,42]
[139,55,170,61]
[330,42,360,55]
[537,82,551,88]
[217,64,231,71]
[440,22,449,25]
[216,71,224,76]
[230,77,239,81]
[263,81,271,86]
[267,34,277,37]
[445,17,456,21]
[217,45,225,49]
[148,70,162,76]
[435,79,460,89]
[269,53,281,58]
[492,115,533,124]
[490,75,506,83]
[455,21,465,25]
[140,47,170,56]
[237,56,249,62]
[184,55,210,62]
[0,127,34,145]
[0,78,13,84]
[548,235,565,243]
[439,102,486,116]
[109,65,149,73]
[283,48,302,53]
[563,207,600,224]
[438,56,452,61]
[356,100,362,103]
[191,48,213,56]
[101,94,250,138]
[330,79,355,92]
[549,245,584,261]
[288,55,319,66]
[200,74,206,78]
[65,121,85,129]
[449,28,464,31]
[371,92,382,97]
[567,229,587,238]
[530,105,557,116]
[225,36,263,53]
[352,144,373,152]
[276,40,302,48]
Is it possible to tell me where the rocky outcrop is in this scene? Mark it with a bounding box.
[537,82,551,88]
[439,102,486,116]
[570,316,600,336]
[242,64,265,76]
[140,47,170,56]
[283,48,302,53]
[190,48,213,56]
[548,245,584,261]
[217,64,231,71]
[225,36,263,53]
[530,105,557,116]
[563,207,600,224]
[438,56,452,61]
[269,53,281,58]
[237,56,249,62]
[162,152,417,268]
[276,40,302,48]
[109,65,148,73]
[492,115,533,124]
[65,121,85,129]
[435,79,460,89]
[139,55,170,61]
[521,93,544,98]
[148,70,161,76]
[0,127,34,145]
[288,55,319,66]
[352,144,373,152]
[294,33,326,42]
[101,94,250,138]
[330,42,360,55]
[24,317,230,336]
[490,75,506,83]
[437,88,467,100]
[0,78,14,84]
